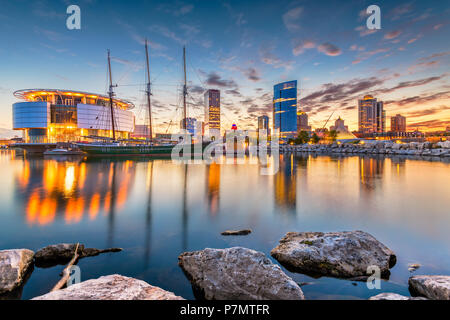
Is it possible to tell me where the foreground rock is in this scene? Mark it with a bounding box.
[408,275,450,300]
[369,293,427,300]
[32,274,184,300]
[271,231,396,279]
[0,249,34,296]
[221,229,252,236]
[34,243,122,268]
[178,247,304,300]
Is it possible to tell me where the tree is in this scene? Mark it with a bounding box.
[295,131,310,144]
[328,130,338,142]
[311,132,320,144]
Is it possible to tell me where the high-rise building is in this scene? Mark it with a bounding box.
[204,89,220,138]
[297,111,311,132]
[180,117,197,135]
[446,126,450,132]
[257,115,269,139]
[391,114,406,132]
[273,81,297,139]
[358,95,385,134]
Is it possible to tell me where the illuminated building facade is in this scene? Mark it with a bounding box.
[204,89,220,139]
[273,81,297,139]
[358,95,385,134]
[297,111,311,132]
[13,89,135,143]
[391,114,406,132]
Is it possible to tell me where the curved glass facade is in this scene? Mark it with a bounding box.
[273,81,297,138]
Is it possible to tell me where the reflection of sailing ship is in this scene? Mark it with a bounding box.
[15,158,135,226]
[205,163,220,217]
[274,153,296,213]
[182,164,188,251]
[143,161,153,269]
[359,156,385,192]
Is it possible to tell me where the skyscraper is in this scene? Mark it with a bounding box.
[273,81,297,139]
[391,114,406,132]
[297,111,311,132]
[204,89,220,138]
[358,95,385,134]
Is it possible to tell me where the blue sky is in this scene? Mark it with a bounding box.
[0,0,449,137]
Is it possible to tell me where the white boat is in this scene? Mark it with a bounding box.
[43,148,84,156]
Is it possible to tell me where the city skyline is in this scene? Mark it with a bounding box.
[0,0,450,138]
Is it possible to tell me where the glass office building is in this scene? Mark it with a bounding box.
[273,81,298,139]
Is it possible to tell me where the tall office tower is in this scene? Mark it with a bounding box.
[204,89,220,139]
[358,95,386,134]
[273,80,298,139]
[297,111,311,132]
[257,115,269,139]
[391,114,406,132]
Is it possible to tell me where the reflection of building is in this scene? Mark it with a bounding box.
[16,158,135,226]
[297,111,311,132]
[358,156,384,192]
[273,81,297,139]
[204,89,220,139]
[391,114,406,132]
[13,89,135,143]
[274,154,296,213]
[206,163,220,217]
[358,95,385,134]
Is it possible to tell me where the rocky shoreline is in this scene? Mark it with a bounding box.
[280,140,450,157]
[1,232,449,300]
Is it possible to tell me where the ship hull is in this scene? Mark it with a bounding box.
[77,142,209,156]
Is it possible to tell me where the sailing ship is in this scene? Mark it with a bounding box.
[78,41,206,156]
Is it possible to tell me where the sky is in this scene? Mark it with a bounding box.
[0,0,449,137]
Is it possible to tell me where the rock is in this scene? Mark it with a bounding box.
[0,249,34,295]
[408,275,450,300]
[270,231,396,279]
[32,274,184,300]
[178,247,304,300]
[221,229,252,236]
[408,263,421,272]
[34,243,122,268]
[369,293,427,300]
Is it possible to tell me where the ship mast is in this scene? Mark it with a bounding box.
[182,46,187,130]
[107,49,117,141]
[145,39,153,144]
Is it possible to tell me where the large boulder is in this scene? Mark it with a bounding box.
[178,247,304,300]
[271,231,396,279]
[32,274,184,300]
[0,249,34,295]
[34,243,122,268]
[369,293,426,300]
[408,275,450,300]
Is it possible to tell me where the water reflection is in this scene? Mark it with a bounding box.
[274,153,296,213]
[14,157,135,226]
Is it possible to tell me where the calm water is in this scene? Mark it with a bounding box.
[0,150,449,300]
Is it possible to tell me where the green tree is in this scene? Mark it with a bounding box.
[328,130,338,142]
[311,133,320,144]
[295,131,310,144]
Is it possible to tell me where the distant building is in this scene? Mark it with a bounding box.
[131,124,151,139]
[204,89,220,139]
[257,115,269,137]
[273,81,297,139]
[391,114,406,132]
[446,126,450,132]
[180,117,197,135]
[297,111,311,132]
[330,117,348,133]
[330,117,356,139]
[358,95,385,134]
